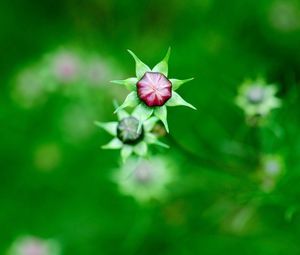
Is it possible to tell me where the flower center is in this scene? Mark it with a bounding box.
[117,117,144,145]
[137,72,172,107]
[134,161,154,184]
[246,86,265,104]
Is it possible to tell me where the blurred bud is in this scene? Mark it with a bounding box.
[269,0,300,32]
[258,155,284,192]
[12,66,46,108]
[112,156,176,203]
[236,79,281,124]
[84,57,116,86]
[50,50,81,84]
[7,236,60,255]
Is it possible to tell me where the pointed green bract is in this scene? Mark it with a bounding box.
[114,92,139,113]
[110,77,138,91]
[145,133,169,148]
[154,105,169,133]
[121,145,133,162]
[94,121,117,136]
[152,47,171,76]
[132,103,154,131]
[166,91,196,110]
[102,138,123,149]
[170,78,194,91]
[127,50,151,79]
[133,141,148,157]
[143,116,159,132]
[117,108,130,120]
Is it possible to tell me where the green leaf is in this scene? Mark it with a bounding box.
[154,105,169,133]
[110,77,138,91]
[132,103,154,132]
[121,145,133,162]
[170,78,194,91]
[166,91,197,110]
[133,141,148,157]
[102,138,123,149]
[127,50,151,79]
[152,47,171,76]
[114,92,139,113]
[94,121,118,136]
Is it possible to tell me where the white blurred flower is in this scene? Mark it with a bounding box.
[236,79,281,120]
[47,50,81,84]
[113,156,176,202]
[84,57,115,86]
[12,66,47,108]
[259,155,284,192]
[7,236,60,255]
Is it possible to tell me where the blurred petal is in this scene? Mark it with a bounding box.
[94,121,118,136]
[102,138,123,149]
[170,78,194,91]
[127,50,151,79]
[110,77,138,91]
[133,141,148,157]
[154,105,169,133]
[152,47,171,76]
[166,91,197,110]
[114,92,139,113]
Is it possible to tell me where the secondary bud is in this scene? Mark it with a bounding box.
[117,117,144,144]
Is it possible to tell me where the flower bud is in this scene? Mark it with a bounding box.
[117,116,144,145]
[137,72,172,107]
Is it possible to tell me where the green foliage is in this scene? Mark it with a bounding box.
[1,0,300,254]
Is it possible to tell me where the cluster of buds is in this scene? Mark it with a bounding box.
[95,48,196,162]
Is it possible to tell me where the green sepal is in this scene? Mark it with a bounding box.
[145,133,169,148]
[170,78,194,91]
[110,77,138,91]
[133,141,148,157]
[114,92,139,113]
[166,91,196,110]
[127,50,151,79]
[132,103,154,132]
[154,105,169,133]
[152,47,171,76]
[102,138,123,149]
[121,145,133,162]
[143,116,159,132]
[94,121,118,136]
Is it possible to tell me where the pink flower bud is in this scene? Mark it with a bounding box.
[137,72,172,107]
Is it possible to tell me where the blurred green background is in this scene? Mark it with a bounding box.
[2,0,300,254]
